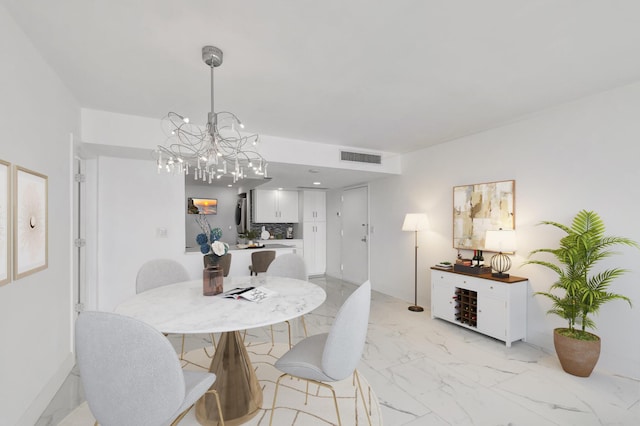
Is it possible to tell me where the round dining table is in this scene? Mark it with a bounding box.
[115,275,326,426]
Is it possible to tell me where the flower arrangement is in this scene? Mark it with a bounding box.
[195,216,229,256]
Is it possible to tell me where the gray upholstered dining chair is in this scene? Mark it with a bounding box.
[269,281,372,426]
[248,250,276,275]
[203,253,232,277]
[266,253,309,347]
[75,311,224,426]
[136,259,194,361]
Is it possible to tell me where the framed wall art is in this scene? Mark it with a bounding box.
[0,159,9,285]
[13,166,48,280]
[453,179,515,249]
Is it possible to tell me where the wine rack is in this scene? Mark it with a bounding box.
[454,288,478,327]
[431,269,529,347]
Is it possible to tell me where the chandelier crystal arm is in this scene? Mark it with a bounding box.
[155,45,267,184]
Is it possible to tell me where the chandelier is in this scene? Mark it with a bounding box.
[156,46,267,184]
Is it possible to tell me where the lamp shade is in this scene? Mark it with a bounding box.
[484,229,517,253]
[402,213,429,231]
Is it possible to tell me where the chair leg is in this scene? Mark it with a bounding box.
[203,333,217,358]
[269,373,287,426]
[170,389,224,426]
[205,389,225,426]
[271,374,343,426]
[272,318,306,349]
[285,320,292,349]
[353,370,372,426]
[329,384,341,426]
[170,404,193,425]
[313,380,341,426]
[300,315,308,337]
[180,334,186,360]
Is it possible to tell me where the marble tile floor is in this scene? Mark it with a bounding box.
[38,276,639,426]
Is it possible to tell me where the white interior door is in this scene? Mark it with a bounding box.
[341,186,368,284]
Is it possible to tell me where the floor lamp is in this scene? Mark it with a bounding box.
[402,213,429,312]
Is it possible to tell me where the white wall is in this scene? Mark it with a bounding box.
[91,156,205,311]
[185,184,239,251]
[0,5,80,425]
[81,108,403,175]
[88,156,306,309]
[363,82,640,377]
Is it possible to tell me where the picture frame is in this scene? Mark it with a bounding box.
[13,166,48,280]
[0,159,10,286]
[453,179,515,249]
[187,197,218,215]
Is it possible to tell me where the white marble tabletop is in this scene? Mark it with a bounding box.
[114,276,326,334]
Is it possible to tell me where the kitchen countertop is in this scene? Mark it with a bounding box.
[228,243,295,251]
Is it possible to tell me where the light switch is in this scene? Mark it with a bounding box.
[157,228,168,238]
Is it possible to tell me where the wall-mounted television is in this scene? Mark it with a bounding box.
[187,197,218,215]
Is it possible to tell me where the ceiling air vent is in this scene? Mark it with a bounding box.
[340,150,382,164]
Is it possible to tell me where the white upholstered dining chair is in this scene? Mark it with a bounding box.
[75,311,224,426]
[266,253,309,347]
[136,259,196,361]
[136,258,190,294]
[269,280,372,426]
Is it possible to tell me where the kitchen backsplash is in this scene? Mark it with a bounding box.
[248,223,295,239]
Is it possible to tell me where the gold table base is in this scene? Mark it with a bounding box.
[195,331,263,425]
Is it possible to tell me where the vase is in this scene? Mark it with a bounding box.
[204,253,220,268]
[203,265,224,296]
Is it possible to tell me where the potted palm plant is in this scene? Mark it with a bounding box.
[525,210,638,377]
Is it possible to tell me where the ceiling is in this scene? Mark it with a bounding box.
[5,1,640,186]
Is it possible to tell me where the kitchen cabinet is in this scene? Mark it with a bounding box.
[302,191,326,222]
[303,221,326,276]
[430,269,528,347]
[301,190,327,276]
[252,189,299,223]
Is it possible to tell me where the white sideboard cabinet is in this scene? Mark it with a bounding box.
[430,268,528,347]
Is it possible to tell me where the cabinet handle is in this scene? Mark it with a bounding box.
[490,286,494,290]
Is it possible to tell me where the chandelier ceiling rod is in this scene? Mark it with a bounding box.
[203,45,222,139]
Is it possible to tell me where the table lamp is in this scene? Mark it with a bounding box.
[484,229,517,278]
[402,213,429,312]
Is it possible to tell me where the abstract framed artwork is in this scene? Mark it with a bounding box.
[453,179,515,249]
[13,166,48,280]
[0,159,10,285]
